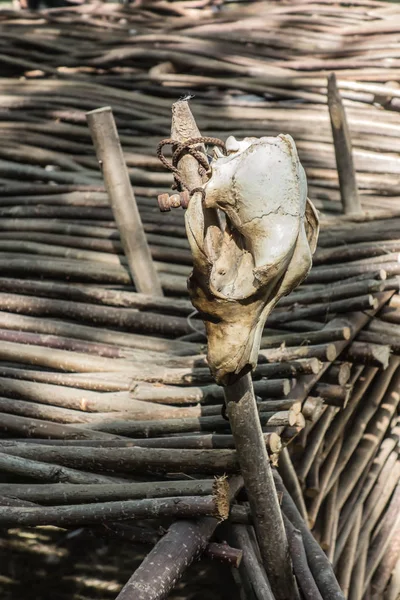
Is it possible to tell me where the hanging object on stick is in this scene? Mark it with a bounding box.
[160,133,320,385]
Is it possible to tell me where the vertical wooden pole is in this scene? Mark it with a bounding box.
[327,73,363,216]
[86,107,163,296]
[171,100,298,600]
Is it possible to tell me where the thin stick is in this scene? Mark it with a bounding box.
[274,472,345,600]
[0,445,239,475]
[230,524,275,600]
[0,479,219,504]
[204,542,243,568]
[278,447,308,522]
[336,505,362,598]
[224,374,298,599]
[116,519,216,600]
[115,477,243,600]
[0,495,227,527]
[349,542,368,600]
[327,73,362,215]
[86,106,163,296]
[284,515,323,600]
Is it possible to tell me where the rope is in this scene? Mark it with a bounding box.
[157,136,226,200]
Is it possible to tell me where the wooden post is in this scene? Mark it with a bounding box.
[171,100,298,600]
[327,73,363,216]
[86,107,163,296]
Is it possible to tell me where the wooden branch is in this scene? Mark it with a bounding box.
[278,448,308,522]
[370,513,400,599]
[0,431,282,453]
[323,362,352,386]
[313,382,353,408]
[296,406,338,485]
[260,327,351,349]
[363,481,400,593]
[336,430,400,560]
[230,524,275,600]
[337,364,400,508]
[274,472,345,600]
[205,542,243,568]
[327,72,361,215]
[86,106,163,296]
[0,445,239,475]
[116,520,217,600]
[345,341,391,369]
[336,505,362,597]
[349,542,368,600]
[0,450,121,484]
[0,495,228,528]
[308,435,343,529]
[283,515,323,600]
[0,479,219,504]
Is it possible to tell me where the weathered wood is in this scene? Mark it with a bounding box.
[313,382,353,408]
[0,479,220,504]
[296,406,338,485]
[274,472,345,600]
[0,432,282,453]
[205,542,243,568]
[326,73,361,216]
[337,365,400,508]
[370,514,400,599]
[349,543,368,600]
[308,436,343,529]
[278,448,308,522]
[336,506,362,597]
[320,481,339,562]
[86,106,162,296]
[0,451,118,484]
[230,524,275,600]
[0,445,239,475]
[363,482,400,593]
[284,515,323,600]
[224,374,298,599]
[260,327,350,349]
[323,362,352,386]
[345,341,391,369]
[0,495,227,527]
[116,520,218,600]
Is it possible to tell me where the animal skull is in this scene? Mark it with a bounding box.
[185,134,320,385]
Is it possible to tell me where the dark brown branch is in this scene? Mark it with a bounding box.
[0,495,228,527]
[274,472,345,600]
[283,515,323,600]
[0,479,219,504]
[204,542,243,568]
[278,448,308,522]
[0,445,239,475]
[230,524,275,600]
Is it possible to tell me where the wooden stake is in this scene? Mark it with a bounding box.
[170,100,298,600]
[230,524,275,600]
[327,73,362,216]
[86,106,163,296]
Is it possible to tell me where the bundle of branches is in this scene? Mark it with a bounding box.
[284,296,400,600]
[0,0,399,216]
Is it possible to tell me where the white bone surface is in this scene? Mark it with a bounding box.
[185,135,320,385]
